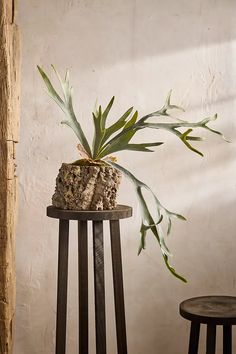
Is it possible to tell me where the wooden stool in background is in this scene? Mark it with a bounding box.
[180,296,236,354]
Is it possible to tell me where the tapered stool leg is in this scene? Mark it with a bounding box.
[78,221,88,354]
[93,221,106,354]
[56,219,69,354]
[206,325,216,354]
[110,220,128,354]
[223,325,232,354]
[188,322,200,354]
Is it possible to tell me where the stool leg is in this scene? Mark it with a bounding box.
[93,221,106,354]
[188,322,200,354]
[110,220,128,354]
[223,325,232,354]
[206,324,216,354]
[56,219,69,354]
[78,221,88,354]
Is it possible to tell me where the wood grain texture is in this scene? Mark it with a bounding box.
[93,221,106,354]
[206,325,216,354]
[78,221,89,354]
[110,220,127,354]
[56,220,69,354]
[0,0,20,353]
[180,296,236,325]
[47,205,132,221]
[188,322,200,354]
[223,325,232,354]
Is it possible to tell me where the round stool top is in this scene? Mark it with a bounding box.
[180,296,236,325]
[47,205,132,221]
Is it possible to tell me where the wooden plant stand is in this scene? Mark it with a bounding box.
[47,205,132,354]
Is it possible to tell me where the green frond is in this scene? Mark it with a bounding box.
[37,65,92,157]
[105,159,187,282]
[38,67,226,282]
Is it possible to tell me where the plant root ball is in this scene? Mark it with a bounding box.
[52,163,122,210]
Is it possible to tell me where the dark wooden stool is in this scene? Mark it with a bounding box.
[180,296,236,354]
[47,205,132,354]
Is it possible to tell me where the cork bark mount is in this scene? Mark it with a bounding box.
[52,163,122,211]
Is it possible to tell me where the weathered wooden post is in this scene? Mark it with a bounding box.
[0,0,20,353]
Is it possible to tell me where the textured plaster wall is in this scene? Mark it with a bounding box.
[16,1,236,353]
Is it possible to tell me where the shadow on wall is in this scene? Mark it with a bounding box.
[20,0,236,65]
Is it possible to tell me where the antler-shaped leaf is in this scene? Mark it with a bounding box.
[92,97,116,158]
[97,111,137,157]
[100,106,133,146]
[143,114,228,156]
[105,159,187,282]
[99,91,227,159]
[92,97,135,158]
[37,65,92,157]
[92,105,104,158]
[121,142,164,152]
[157,89,185,116]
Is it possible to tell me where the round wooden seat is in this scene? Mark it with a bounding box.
[180,296,236,325]
[47,204,132,221]
[179,296,236,354]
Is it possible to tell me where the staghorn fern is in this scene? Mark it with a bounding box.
[38,65,227,282]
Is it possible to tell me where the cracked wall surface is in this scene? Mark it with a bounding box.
[16,1,236,353]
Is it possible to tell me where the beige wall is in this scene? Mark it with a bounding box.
[16,0,236,353]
